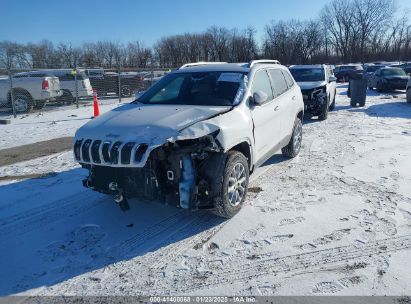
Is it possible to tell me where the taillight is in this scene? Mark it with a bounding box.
[42,80,49,90]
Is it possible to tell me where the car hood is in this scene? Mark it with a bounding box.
[384,76,409,80]
[75,103,232,145]
[297,81,327,90]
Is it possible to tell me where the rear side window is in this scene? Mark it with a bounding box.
[269,69,288,97]
[282,70,294,88]
[251,70,273,100]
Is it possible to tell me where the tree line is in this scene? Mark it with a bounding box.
[1,0,410,70]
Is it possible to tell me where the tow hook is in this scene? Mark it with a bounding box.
[109,182,130,211]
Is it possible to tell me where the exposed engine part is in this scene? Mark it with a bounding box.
[301,87,327,115]
[81,132,223,211]
[109,181,130,211]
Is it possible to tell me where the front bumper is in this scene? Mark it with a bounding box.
[301,89,327,115]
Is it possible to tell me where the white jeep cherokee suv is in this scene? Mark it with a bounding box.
[73,60,304,218]
[289,65,337,120]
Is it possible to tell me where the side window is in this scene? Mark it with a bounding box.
[251,70,273,100]
[269,69,288,97]
[281,70,294,88]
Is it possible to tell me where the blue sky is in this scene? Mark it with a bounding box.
[1,0,409,46]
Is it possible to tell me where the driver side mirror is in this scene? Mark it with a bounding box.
[329,76,337,82]
[253,91,269,105]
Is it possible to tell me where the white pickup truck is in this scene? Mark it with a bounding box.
[0,73,62,113]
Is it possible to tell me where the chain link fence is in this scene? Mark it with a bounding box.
[0,64,174,118]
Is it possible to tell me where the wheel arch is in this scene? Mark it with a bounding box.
[227,140,253,171]
[7,87,33,102]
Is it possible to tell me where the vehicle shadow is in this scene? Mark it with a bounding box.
[0,168,225,295]
[349,101,411,119]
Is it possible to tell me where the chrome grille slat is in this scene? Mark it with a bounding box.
[75,138,150,167]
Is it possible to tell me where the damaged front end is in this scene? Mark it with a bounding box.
[301,87,327,116]
[74,130,225,211]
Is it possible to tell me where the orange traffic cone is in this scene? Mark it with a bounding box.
[93,89,100,117]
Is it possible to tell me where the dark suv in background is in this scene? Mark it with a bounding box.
[334,65,363,82]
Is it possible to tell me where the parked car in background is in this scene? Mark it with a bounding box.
[0,73,61,113]
[33,69,93,104]
[84,69,145,97]
[364,64,387,80]
[73,60,304,217]
[406,78,411,103]
[334,64,363,82]
[397,62,411,75]
[289,64,336,120]
[368,67,410,92]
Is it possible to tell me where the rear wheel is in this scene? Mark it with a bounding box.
[282,117,303,158]
[59,90,74,104]
[212,151,249,219]
[34,100,46,110]
[12,93,33,113]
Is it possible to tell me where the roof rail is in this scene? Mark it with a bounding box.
[179,62,227,69]
[249,60,280,68]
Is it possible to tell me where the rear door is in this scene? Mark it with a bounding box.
[250,69,282,160]
[268,69,296,141]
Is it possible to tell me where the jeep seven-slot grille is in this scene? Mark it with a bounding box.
[74,139,148,166]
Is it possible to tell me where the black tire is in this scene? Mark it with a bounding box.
[34,100,46,110]
[212,151,249,219]
[376,82,385,93]
[59,90,74,104]
[12,93,33,113]
[282,117,303,158]
[407,89,411,104]
[120,85,132,98]
[318,97,329,121]
[329,91,336,111]
[350,100,357,107]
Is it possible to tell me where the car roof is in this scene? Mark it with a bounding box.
[289,65,325,69]
[174,63,249,73]
[173,62,291,74]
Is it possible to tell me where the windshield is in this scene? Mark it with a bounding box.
[381,68,407,77]
[289,68,325,82]
[136,71,246,106]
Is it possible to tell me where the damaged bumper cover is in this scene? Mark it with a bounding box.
[75,128,223,210]
[301,87,327,115]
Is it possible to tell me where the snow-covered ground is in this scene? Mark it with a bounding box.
[0,97,133,149]
[0,85,410,296]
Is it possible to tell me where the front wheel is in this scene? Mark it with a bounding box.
[282,117,303,158]
[318,98,329,121]
[329,91,336,111]
[120,85,132,98]
[212,151,249,219]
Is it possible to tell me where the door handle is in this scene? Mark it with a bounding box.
[292,96,296,100]
[274,105,280,111]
